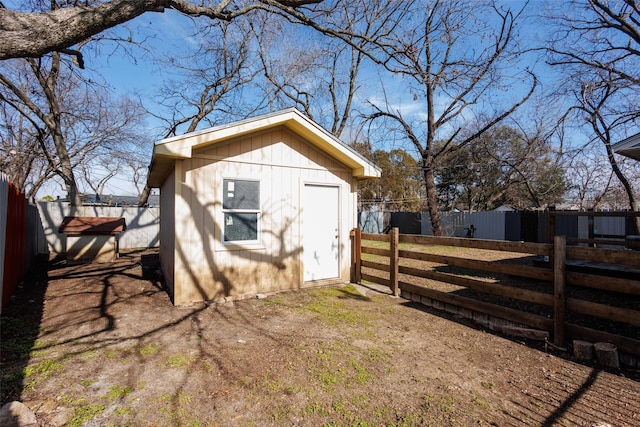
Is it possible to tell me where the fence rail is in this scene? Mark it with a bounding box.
[351,228,640,359]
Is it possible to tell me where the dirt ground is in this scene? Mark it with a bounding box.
[1,249,639,426]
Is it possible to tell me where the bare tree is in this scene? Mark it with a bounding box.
[155,19,260,137]
[579,74,638,212]
[138,18,260,206]
[0,100,53,199]
[365,0,536,235]
[566,151,616,210]
[80,158,120,198]
[251,0,397,138]
[0,54,148,205]
[546,0,640,223]
[545,0,640,86]
[125,158,149,197]
[252,13,336,125]
[0,53,84,205]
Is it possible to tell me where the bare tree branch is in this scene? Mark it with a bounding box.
[0,0,322,60]
[545,0,639,219]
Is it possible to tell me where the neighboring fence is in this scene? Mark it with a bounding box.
[359,211,384,234]
[550,209,640,249]
[350,228,640,363]
[360,209,639,244]
[1,173,42,314]
[1,198,159,311]
[38,202,160,254]
[359,210,550,240]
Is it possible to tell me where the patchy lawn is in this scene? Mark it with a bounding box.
[1,249,639,426]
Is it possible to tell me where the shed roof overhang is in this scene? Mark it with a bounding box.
[612,133,640,161]
[147,108,381,188]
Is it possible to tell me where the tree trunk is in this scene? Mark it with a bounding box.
[40,52,82,207]
[138,184,152,207]
[423,164,442,236]
[53,129,82,206]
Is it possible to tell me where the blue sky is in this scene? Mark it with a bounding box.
[35,10,197,198]
[4,1,607,200]
[43,3,545,197]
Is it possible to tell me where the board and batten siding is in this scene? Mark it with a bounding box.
[171,126,356,305]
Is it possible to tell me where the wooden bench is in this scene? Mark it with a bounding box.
[58,216,127,263]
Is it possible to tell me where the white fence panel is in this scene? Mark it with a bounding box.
[26,204,44,266]
[359,211,384,234]
[38,202,160,254]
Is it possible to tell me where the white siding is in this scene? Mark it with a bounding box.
[171,126,355,304]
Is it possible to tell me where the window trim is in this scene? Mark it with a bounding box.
[220,178,263,249]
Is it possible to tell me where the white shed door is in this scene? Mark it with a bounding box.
[303,184,340,281]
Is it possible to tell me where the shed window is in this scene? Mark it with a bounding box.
[222,179,260,242]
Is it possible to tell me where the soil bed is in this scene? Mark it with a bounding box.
[362,242,640,341]
[1,249,639,426]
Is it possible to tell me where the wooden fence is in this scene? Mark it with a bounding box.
[350,228,640,359]
[1,173,28,314]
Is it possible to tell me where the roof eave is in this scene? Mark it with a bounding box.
[147,108,381,185]
[146,156,174,188]
[612,133,640,161]
[616,148,640,161]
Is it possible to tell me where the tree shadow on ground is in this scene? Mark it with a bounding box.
[1,255,49,403]
[1,248,335,425]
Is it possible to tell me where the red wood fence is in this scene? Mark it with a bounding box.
[1,174,28,313]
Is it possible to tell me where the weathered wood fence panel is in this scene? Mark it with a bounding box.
[351,228,640,359]
[0,173,8,311]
